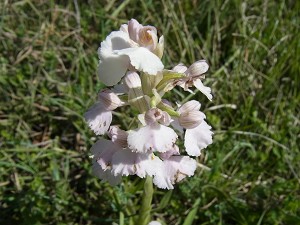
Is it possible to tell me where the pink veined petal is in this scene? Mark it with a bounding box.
[84,103,112,135]
[172,63,188,73]
[184,120,213,156]
[127,123,178,153]
[153,156,197,189]
[111,149,161,178]
[92,162,122,186]
[193,79,213,101]
[186,60,209,77]
[128,19,142,43]
[91,139,121,170]
[114,47,164,75]
[178,100,201,114]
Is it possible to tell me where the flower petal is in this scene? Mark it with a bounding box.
[91,139,121,170]
[92,163,121,186]
[97,31,136,86]
[177,100,201,114]
[127,123,178,153]
[128,19,142,43]
[114,47,164,75]
[172,63,188,73]
[98,56,130,86]
[186,60,209,77]
[99,31,133,59]
[184,120,213,156]
[112,149,161,178]
[193,79,213,101]
[84,103,112,135]
[153,156,197,189]
[159,144,180,160]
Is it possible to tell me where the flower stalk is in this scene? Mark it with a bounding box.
[137,176,154,225]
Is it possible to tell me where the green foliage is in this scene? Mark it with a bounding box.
[0,0,299,224]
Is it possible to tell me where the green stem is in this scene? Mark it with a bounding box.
[137,176,154,225]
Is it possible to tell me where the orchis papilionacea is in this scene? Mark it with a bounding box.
[85,19,213,189]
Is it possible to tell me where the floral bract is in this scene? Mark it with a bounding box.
[85,19,213,189]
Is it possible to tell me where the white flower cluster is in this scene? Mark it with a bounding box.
[85,19,213,189]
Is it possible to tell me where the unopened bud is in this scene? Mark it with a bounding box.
[124,72,149,112]
[124,71,142,88]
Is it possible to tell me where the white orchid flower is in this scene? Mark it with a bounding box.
[127,108,178,153]
[84,89,122,135]
[172,60,213,101]
[98,20,164,86]
[176,100,213,156]
[153,156,197,189]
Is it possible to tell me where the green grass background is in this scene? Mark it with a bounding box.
[0,0,299,224]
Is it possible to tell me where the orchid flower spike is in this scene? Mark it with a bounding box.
[85,18,214,189]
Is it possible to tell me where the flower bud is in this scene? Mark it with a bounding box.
[124,72,149,113]
[178,111,203,129]
[124,71,142,88]
[98,89,122,111]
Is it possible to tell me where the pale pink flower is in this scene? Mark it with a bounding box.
[91,139,121,170]
[127,108,178,153]
[153,156,197,189]
[91,137,162,181]
[173,60,212,101]
[127,19,164,57]
[184,120,213,156]
[111,148,161,178]
[84,89,122,135]
[176,100,213,156]
[98,20,164,86]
